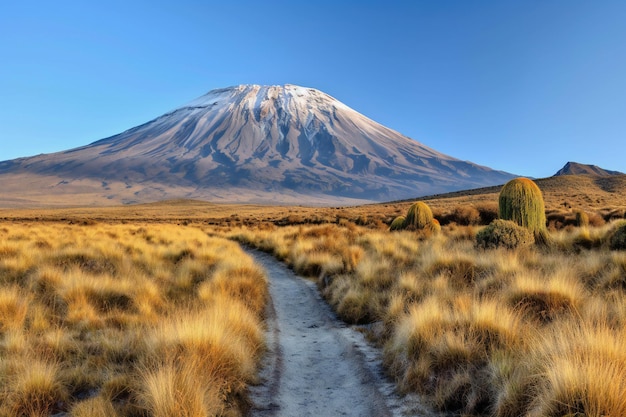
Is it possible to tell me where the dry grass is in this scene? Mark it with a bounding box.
[2,174,624,232]
[1,174,625,416]
[0,222,268,416]
[526,321,626,417]
[229,217,626,416]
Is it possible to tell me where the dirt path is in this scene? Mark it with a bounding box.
[245,248,437,417]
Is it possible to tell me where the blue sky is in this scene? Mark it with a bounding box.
[1,1,625,178]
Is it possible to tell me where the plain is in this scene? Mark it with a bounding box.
[1,173,626,416]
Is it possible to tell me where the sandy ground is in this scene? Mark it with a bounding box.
[245,248,438,417]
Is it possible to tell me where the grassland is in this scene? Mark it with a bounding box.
[2,174,624,229]
[0,222,268,417]
[229,219,626,416]
[2,173,626,416]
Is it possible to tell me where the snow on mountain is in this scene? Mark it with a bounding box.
[0,84,515,206]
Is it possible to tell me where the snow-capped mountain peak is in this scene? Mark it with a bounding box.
[0,84,515,206]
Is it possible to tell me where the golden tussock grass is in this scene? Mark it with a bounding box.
[69,395,119,417]
[0,222,268,416]
[3,356,68,417]
[230,218,626,416]
[526,321,626,417]
[2,181,625,416]
[0,286,30,332]
[139,358,225,417]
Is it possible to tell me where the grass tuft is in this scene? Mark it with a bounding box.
[5,357,68,417]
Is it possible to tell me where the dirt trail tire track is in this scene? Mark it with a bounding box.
[246,248,436,417]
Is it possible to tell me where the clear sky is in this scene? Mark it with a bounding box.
[1,1,625,178]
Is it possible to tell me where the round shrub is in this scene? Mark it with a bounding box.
[425,218,441,235]
[609,221,626,250]
[476,220,535,250]
[389,216,406,231]
[405,202,434,230]
[499,178,546,234]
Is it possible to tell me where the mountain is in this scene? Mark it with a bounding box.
[0,84,515,207]
[554,162,624,177]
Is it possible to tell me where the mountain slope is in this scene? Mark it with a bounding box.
[554,161,624,177]
[0,84,515,206]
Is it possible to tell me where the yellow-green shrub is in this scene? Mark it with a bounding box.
[476,220,534,250]
[499,178,546,234]
[389,216,406,231]
[406,202,434,230]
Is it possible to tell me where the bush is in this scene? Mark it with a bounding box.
[602,208,626,222]
[389,216,406,231]
[426,218,441,235]
[575,210,590,228]
[406,202,434,230]
[499,178,546,234]
[476,220,534,250]
[609,221,626,250]
[588,212,606,227]
[476,203,499,225]
[451,206,481,226]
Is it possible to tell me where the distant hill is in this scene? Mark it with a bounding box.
[0,84,515,207]
[554,162,624,177]
[385,173,625,216]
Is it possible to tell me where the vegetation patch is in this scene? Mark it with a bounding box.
[389,201,440,236]
[229,216,626,416]
[499,177,547,234]
[0,223,268,417]
[476,219,534,250]
[609,220,626,250]
[3,184,626,416]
